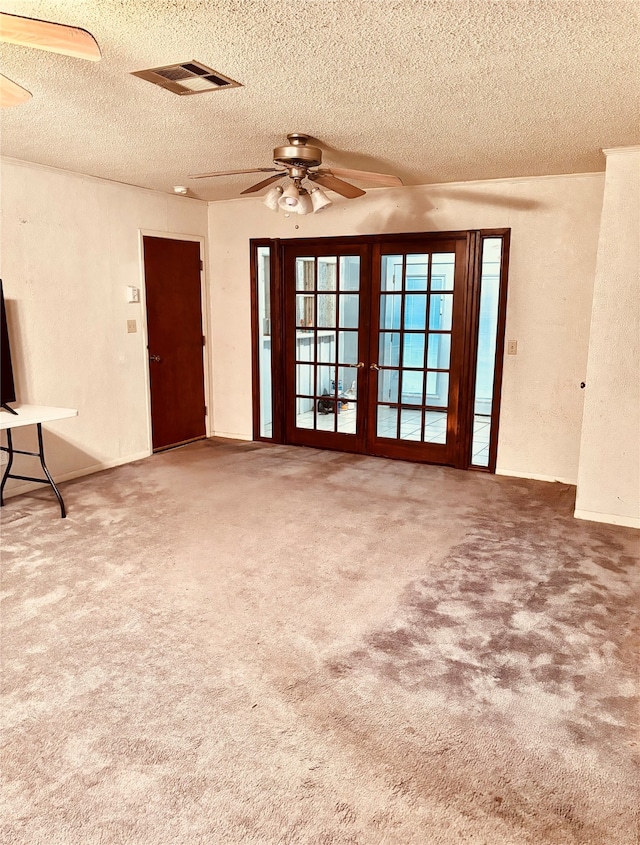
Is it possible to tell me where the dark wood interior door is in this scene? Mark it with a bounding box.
[143,236,206,451]
[281,234,470,467]
[283,242,371,453]
[365,237,469,465]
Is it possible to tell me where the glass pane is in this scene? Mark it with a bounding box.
[471,237,502,466]
[317,294,336,328]
[295,328,315,362]
[379,332,400,367]
[296,258,314,291]
[380,294,401,329]
[337,330,358,365]
[317,257,337,290]
[256,246,272,438]
[337,400,357,434]
[429,294,453,331]
[400,408,422,440]
[400,370,423,404]
[316,404,336,430]
[338,367,358,403]
[339,256,360,291]
[377,404,398,438]
[475,240,501,411]
[317,330,336,362]
[297,294,314,329]
[296,397,314,428]
[378,368,399,404]
[330,370,344,396]
[317,365,334,397]
[404,294,427,330]
[381,255,403,291]
[405,254,429,290]
[472,414,491,467]
[424,410,447,443]
[296,363,314,396]
[339,294,359,328]
[402,333,425,368]
[427,333,451,370]
[426,372,449,407]
[431,253,455,290]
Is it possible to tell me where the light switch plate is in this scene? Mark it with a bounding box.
[127,319,137,333]
[507,340,517,355]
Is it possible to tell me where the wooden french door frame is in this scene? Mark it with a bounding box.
[281,240,372,455]
[251,230,510,472]
[365,235,470,466]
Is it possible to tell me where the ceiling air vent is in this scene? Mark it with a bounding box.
[131,61,242,95]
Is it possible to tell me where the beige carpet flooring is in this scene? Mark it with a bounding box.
[1,438,638,844]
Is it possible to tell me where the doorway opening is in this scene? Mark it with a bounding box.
[251,230,509,472]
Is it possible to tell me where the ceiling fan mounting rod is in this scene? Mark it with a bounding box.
[286,165,308,181]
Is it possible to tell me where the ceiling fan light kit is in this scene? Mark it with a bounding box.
[191,133,402,214]
[262,185,283,210]
[278,182,302,210]
[295,189,313,216]
[310,186,332,212]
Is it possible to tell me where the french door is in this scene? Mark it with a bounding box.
[253,230,509,471]
[281,234,469,465]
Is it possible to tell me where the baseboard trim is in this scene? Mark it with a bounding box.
[496,468,576,486]
[1,451,152,500]
[573,509,640,529]
[209,431,252,441]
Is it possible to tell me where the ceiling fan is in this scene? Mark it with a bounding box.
[0,12,101,107]
[189,133,403,212]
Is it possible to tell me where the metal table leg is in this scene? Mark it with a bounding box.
[0,423,67,518]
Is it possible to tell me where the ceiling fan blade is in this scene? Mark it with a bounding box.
[0,13,101,61]
[0,73,32,108]
[241,173,285,195]
[309,172,365,199]
[320,167,403,187]
[188,167,279,179]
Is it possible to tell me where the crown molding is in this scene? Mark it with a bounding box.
[602,145,640,156]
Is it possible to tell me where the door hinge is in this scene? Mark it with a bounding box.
[202,335,206,346]
[199,260,203,271]
[204,405,208,416]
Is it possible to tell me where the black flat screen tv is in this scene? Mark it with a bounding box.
[1,280,18,414]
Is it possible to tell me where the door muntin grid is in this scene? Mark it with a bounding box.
[376,252,455,442]
[294,255,361,435]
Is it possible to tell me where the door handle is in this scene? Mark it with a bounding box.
[149,354,162,363]
[370,363,380,371]
[348,362,365,369]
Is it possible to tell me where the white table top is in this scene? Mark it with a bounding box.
[0,404,78,431]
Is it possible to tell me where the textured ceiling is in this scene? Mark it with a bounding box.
[0,0,638,201]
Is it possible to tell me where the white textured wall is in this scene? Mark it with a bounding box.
[0,162,612,501]
[0,159,208,496]
[575,148,640,528]
[208,174,604,484]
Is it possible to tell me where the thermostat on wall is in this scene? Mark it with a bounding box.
[127,286,140,303]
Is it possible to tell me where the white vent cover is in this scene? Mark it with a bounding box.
[131,61,242,95]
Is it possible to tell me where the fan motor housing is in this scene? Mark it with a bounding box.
[273,133,322,168]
